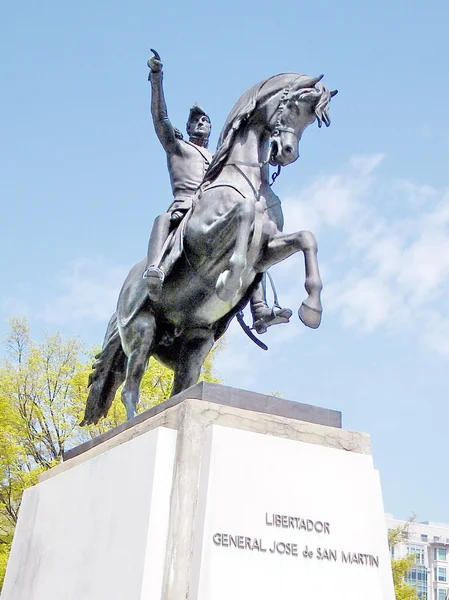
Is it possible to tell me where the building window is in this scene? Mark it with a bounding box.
[407,566,428,599]
[434,537,441,542]
[435,588,447,600]
[416,583,428,600]
[409,546,426,566]
[435,567,447,582]
[422,534,429,541]
[435,549,447,562]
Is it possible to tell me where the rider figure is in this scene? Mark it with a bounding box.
[143,50,292,334]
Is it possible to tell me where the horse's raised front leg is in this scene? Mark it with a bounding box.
[259,230,323,329]
[215,196,255,302]
[120,311,157,419]
[171,328,215,397]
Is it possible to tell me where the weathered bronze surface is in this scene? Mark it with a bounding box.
[82,53,337,425]
[142,50,291,335]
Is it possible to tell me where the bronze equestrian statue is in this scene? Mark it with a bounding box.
[142,50,292,334]
[82,58,337,425]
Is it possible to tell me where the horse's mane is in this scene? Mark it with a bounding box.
[204,73,333,185]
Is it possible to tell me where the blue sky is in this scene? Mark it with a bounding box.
[2,0,449,522]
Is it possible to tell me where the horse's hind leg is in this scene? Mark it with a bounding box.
[171,328,215,397]
[121,312,156,419]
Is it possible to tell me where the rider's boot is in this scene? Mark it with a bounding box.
[142,213,172,297]
[250,277,292,335]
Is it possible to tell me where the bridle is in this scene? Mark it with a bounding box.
[227,77,303,185]
[268,76,302,139]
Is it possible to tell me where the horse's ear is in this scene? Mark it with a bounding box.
[330,89,338,98]
[292,74,323,91]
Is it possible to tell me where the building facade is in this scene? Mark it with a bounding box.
[386,516,449,600]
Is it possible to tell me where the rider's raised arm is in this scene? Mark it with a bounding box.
[148,51,179,154]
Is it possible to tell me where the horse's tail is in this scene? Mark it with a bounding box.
[81,312,127,426]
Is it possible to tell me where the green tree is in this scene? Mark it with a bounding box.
[388,516,419,600]
[0,317,221,590]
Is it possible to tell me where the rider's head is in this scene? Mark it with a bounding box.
[186,104,211,146]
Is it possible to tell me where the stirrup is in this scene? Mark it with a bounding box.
[252,306,292,335]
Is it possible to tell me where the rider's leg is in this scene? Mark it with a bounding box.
[144,213,171,271]
[143,212,181,295]
[250,273,292,335]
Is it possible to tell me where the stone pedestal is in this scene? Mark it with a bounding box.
[2,382,394,600]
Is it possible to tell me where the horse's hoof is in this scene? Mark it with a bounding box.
[125,408,137,421]
[298,302,322,329]
[216,270,240,302]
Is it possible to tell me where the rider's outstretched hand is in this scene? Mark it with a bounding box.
[148,49,163,73]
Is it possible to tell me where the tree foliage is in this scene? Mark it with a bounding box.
[0,317,221,590]
[388,516,419,600]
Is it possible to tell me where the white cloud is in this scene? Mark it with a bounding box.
[282,153,384,234]
[276,156,449,354]
[0,293,32,319]
[326,275,398,333]
[40,256,127,324]
[422,311,449,356]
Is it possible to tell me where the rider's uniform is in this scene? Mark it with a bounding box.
[165,140,212,216]
[149,70,212,217]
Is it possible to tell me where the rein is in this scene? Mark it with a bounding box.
[230,164,261,200]
[228,160,282,188]
[225,80,302,187]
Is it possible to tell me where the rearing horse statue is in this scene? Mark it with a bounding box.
[82,72,337,425]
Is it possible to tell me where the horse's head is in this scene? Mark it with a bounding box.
[264,74,338,167]
[205,72,337,184]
